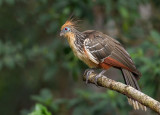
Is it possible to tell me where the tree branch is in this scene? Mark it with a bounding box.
[83,72,160,114]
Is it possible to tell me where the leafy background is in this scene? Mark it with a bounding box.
[0,0,160,115]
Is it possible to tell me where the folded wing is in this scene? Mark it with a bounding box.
[83,30,141,78]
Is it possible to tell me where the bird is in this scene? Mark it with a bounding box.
[60,19,147,111]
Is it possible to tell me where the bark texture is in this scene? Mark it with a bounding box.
[83,72,160,114]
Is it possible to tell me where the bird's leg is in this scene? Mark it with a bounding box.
[83,68,96,84]
[94,70,106,86]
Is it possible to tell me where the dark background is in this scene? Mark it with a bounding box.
[0,0,159,115]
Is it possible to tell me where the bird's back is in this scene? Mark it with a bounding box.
[83,30,141,78]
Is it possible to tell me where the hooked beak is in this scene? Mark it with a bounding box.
[60,31,64,36]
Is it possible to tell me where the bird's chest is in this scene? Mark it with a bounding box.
[67,36,97,68]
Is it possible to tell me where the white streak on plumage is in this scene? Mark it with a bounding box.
[84,39,99,64]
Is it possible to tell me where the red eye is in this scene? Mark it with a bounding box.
[65,28,68,30]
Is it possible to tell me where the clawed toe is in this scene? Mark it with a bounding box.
[84,69,106,86]
[94,75,101,86]
[83,68,95,84]
[94,70,106,86]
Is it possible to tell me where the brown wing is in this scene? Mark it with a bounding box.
[83,30,114,63]
[83,30,141,77]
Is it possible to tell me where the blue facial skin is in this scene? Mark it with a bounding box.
[63,27,71,33]
[60,27,71,36]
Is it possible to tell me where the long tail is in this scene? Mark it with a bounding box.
[121,69,147,111]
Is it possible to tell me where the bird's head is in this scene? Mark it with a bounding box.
[60,19,76,38]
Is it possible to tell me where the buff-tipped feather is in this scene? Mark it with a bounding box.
[128,98,147,111]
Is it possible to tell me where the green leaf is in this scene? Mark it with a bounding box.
[119,7,129,18]
[28,104,52,115]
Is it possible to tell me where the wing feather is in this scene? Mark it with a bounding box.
[83,30,141,76]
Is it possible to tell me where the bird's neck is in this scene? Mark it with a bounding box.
[67,29,85,53]
[73,29,85,53]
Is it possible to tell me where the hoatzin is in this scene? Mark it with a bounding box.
[60,19,147,111]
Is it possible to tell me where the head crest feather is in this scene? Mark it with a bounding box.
[61,17,81,30]
[61,20,75,30]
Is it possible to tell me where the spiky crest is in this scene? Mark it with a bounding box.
[61,17,81,31]
[61,18,75,29]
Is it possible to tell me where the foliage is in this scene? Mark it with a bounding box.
[28,89,129,115]
[28,104,51,115]
[0,0,159,115]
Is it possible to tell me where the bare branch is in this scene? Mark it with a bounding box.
[83,72,160,114]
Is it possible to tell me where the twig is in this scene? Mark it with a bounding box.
[83,72,160,114]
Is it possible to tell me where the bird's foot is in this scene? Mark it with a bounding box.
[94,70,106,86]
[84,68,95,84]
[84,69,106,86]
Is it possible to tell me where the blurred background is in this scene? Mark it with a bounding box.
[0,0,160,115]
